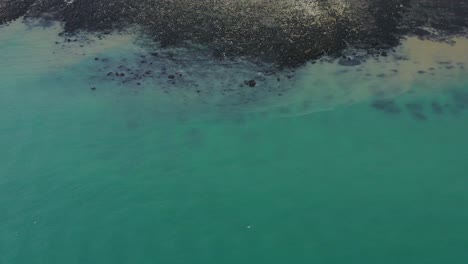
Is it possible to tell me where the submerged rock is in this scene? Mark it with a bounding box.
[338,57,362,67]
[245,80,257,87]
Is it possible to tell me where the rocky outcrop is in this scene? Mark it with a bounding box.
[1,0,467,68]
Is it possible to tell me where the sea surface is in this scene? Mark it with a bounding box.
[1,20,468,263]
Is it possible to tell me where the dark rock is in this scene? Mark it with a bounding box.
[91,87,96,90]
[413,28,431,37]
[338,57,362,66]
[1,0,467,69]
[245,80,257,87]
[168,75,175,79]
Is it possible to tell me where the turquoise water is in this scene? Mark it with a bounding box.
[1,21,468,263]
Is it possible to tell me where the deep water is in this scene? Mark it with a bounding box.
[1,21,468,264]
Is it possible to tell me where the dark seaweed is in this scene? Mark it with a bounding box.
[371,99,401,114]
[431,101,443,114]
[406,102,427,120]
[451,91,468,110]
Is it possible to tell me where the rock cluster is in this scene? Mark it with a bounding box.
[1,0,467,67]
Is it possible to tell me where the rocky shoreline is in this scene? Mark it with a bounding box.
[1,0,467,68]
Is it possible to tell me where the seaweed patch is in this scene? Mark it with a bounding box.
[451,91,468,110]
[406,102,427,120]
[371,99,401,114]
[431,101,444,114]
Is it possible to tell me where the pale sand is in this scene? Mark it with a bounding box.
[265,37,468,117]
[0,19,138,79]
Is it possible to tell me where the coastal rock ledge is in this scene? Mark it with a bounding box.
[1,0,467,68]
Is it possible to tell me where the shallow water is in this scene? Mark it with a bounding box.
[1,20,468,263]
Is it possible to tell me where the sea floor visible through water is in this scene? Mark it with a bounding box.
[1,20,468,263]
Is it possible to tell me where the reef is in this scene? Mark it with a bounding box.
[1,0,467,68]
